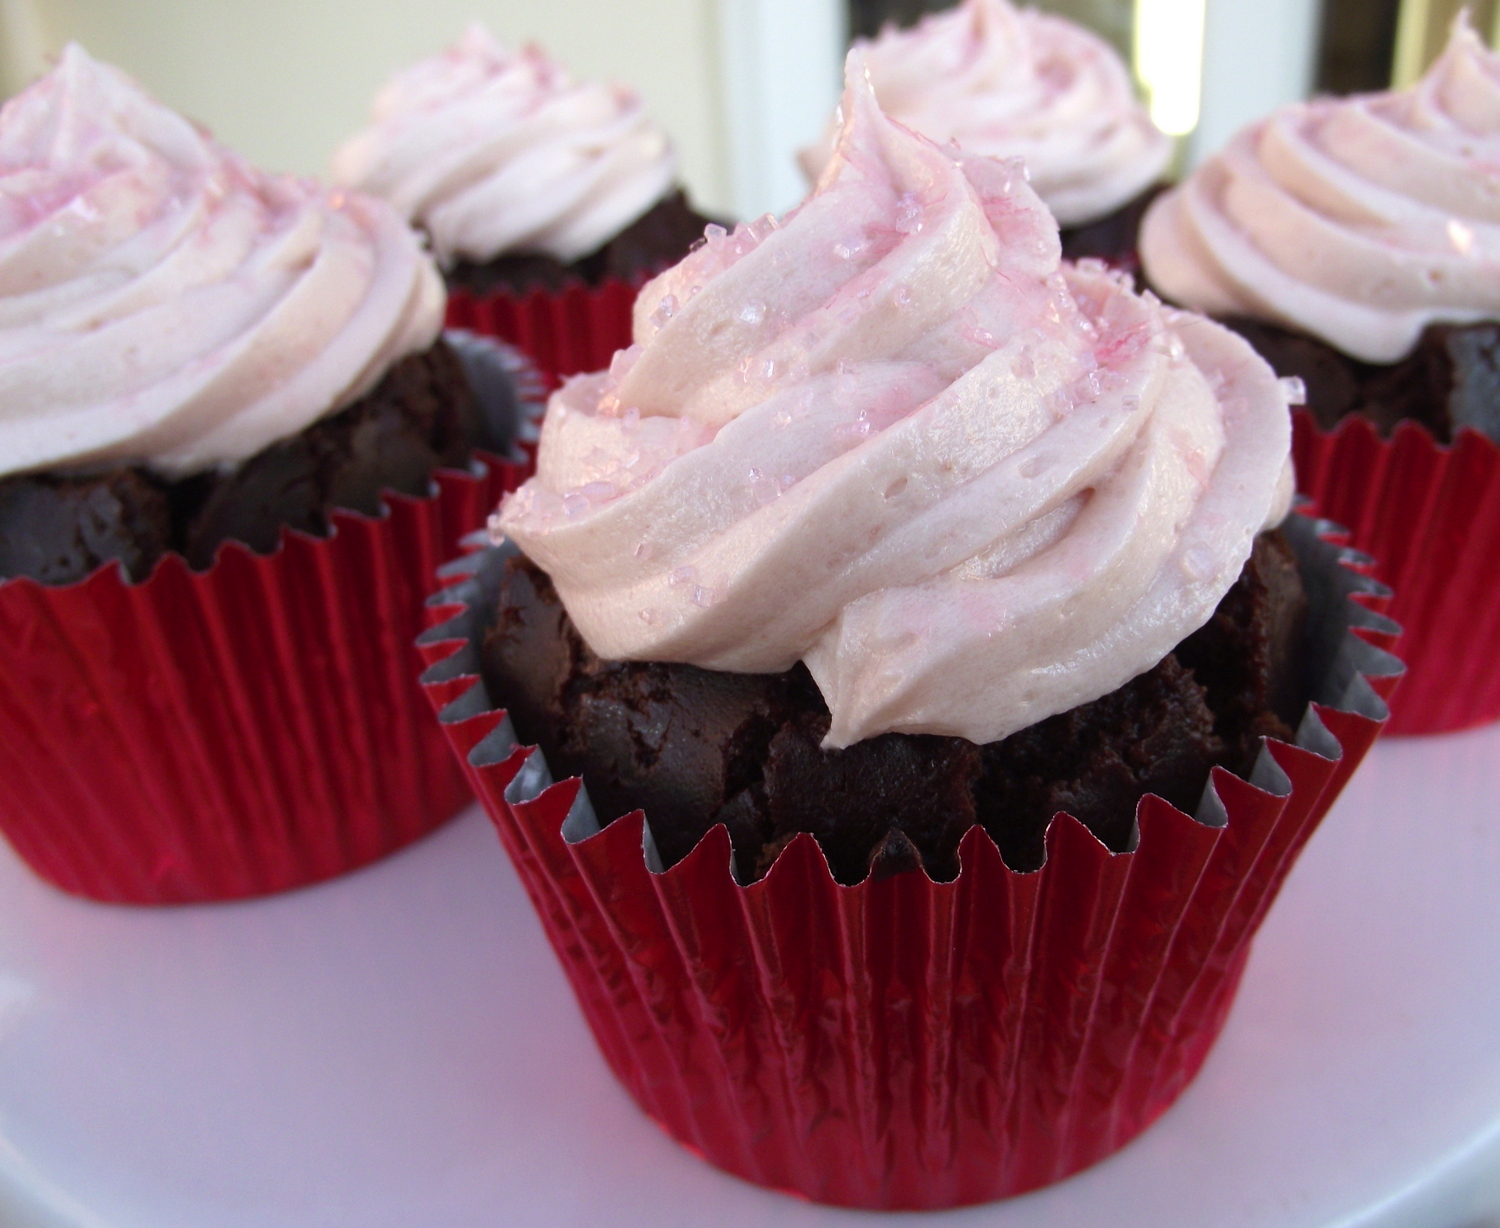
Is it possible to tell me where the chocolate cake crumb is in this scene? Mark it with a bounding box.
[487,555,794,873]
[481,533,1310,884]
[0,338,480,584]
[1219,316,1500,444]
[0,470,172,586]
[181,340,477,568]
[447,190,720,296]
[1175,529,1308,765]
[760,713,982,883]
[866,828,925,882]
[974,653,1224,872]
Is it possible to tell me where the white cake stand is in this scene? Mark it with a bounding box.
[1,723,1498,1228]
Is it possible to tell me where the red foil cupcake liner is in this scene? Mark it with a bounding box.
[1293,409,1500,735]
[418,513,1402,1209]
[446,280,638,387]
[0,335,539,906]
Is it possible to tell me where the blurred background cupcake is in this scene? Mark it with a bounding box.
[331,26,720,384]
[799,0,1172,266]
[0,46,539,903]
[331,25,717,297]
[1140,16,1500,734]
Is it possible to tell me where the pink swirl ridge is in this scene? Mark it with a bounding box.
[1142,16,1500,363]
[496,59,1292,748]
[0,45,443,479]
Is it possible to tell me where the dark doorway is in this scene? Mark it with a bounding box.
[849,0,959,40]
[1315,0,1402,94]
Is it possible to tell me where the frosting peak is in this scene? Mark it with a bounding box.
[799,0,1171,227]
[1141,16,1500,363]
[0,44,443,479]
[331,25,677,266]
[497,60,1292,748]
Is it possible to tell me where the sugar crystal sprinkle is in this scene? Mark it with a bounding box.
[1279,375,1307,406]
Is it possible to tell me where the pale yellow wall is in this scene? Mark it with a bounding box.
[5,0,734,214]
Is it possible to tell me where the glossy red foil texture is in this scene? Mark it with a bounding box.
[1293,410,1500,735]
[419,519,1402,1210]
[446,280,638,387]
[0,456,529,906]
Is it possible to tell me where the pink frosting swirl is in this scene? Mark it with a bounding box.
[800,0,1171,227]
[496,59,1292,748]
[1142,17,1500,363]
[331,25,677,267]
[0,45,443,479]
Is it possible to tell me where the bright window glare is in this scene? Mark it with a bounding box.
[1133,0,1206,136]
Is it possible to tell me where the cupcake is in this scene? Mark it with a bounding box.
[0,46,541,903]
[799,0,1172,267]
[1140,15,1500,733]
[331,25,718,380]
[419,61,1400,1208]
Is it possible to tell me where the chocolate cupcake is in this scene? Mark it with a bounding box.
[479,532,1308,885]
[330,25,717,297]
[419,62,1400,1209]
[0,47,540,903]
[1139,16,1500,733]
[798,0,1172,268]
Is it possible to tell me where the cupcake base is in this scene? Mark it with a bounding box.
[0,334,539,905]
[1293,410,1500,734]
[1216,315,1500,735]
[419,512,1401,1209]
[446,190,717,297]
[479,534,1309,885]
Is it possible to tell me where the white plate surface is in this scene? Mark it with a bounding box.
[1,726,1498,1228]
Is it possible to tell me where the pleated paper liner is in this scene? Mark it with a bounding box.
[1292,409,1500,735]
[446,279,638,388]
[417,513,1403,1210]
[0,334,540,906]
